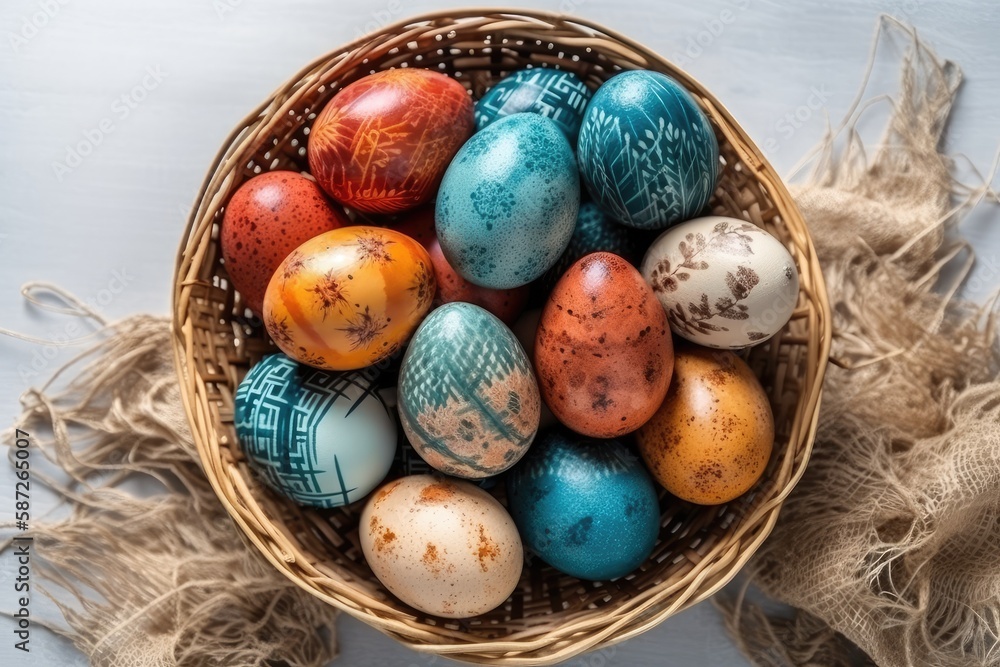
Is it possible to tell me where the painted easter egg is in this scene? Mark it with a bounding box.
[641,216,800,348]
[392,440,500,491]
[308,68,474,214]
[538,201,646,292]
[393,206,529,325]
[263,226,435,371]
[234,353,396,508]
[636,345,774,505]
[506,429,660,581]
[535,252,674,438]
[436,113,580,289]
[361,475,523,618]
[398,303,541,479]
[475,68,593,142]
[221,171,348,316]
[578,70,720,229]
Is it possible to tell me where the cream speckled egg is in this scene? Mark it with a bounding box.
[641,216,799,349]
[360,475,523,618]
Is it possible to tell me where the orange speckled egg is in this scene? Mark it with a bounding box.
[220,171,348,316]
[263,226,435,370]
[636,345,774,505]
[393,206,528,325]
[308,69,474,214]
[534,252,674,438]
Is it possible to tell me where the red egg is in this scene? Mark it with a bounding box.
[393,206,529,325]
[534,252,675,438]
[220,171,348,316]
[308,69,474,214]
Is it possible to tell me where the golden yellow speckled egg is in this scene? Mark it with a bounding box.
[263,226,435,370]
[636,345,774,505]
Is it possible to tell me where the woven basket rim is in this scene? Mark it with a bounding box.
[170,8,832,664]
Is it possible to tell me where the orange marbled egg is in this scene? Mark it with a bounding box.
[308,68,474,214]
[534,252,674,438]
[263,226,435,370]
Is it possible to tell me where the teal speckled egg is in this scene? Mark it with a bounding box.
[578,70,720,229]
[506,429,661,581]
[436,113,580,289]
[538,201,646,292]
[475,68,593,142]
[398,302,542,479]
[234,353,397,508]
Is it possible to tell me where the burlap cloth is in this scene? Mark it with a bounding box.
[2,17,997,667]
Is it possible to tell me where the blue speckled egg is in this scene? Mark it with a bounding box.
[436,113,580,289]
[398,302,542,479]
[538,201,646,292]
[234,353,396,508]
[578,70,720,229]
[506,429,661,581]
[475,68,593,142]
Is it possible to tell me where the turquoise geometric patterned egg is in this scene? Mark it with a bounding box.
[538,201,646,291]
[506,429,661,581]
[397,302,541,479]
[475,68,593,142]
[578,70,720,230]
[436,113,580,289]
[234,353,396,508]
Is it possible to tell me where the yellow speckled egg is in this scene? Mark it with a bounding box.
[263,226,435,370]
[360,475,523,618]
[636,345,773,505]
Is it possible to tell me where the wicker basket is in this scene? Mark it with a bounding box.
[171,9,831,665]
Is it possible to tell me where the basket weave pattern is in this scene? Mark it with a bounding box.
[171,9,831,664]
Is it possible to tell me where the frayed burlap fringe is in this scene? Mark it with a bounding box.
[1,315,339,667]
[720,17,1000,667]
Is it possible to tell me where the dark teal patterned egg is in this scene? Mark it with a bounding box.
[397,302,541,479]
[506,429,661,581]
[538,201,645,291]
[436,113,580,289]
[234,353,396,508]
[475,68,593,142]
[578,70,720,229]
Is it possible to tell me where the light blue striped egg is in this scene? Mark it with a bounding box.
[578,70,720,229]
[436,113,580,289]
[475,68,593,142]
[234,353,396,508]
[397,302,541,479]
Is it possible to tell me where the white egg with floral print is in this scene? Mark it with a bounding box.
[640,216,799,349]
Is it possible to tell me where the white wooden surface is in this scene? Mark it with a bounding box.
[0,1,997,665]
